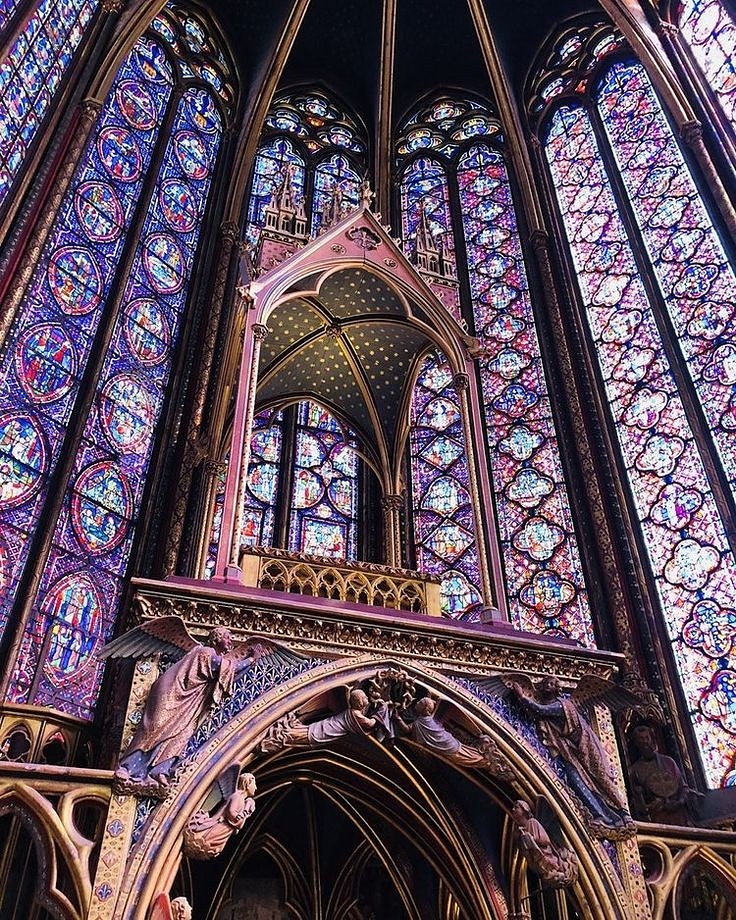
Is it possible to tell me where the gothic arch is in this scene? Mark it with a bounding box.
[115,657,632,919]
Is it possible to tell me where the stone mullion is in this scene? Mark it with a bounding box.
[162,221,240,576]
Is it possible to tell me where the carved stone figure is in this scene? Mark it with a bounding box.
[629,724,691,824]
[392,696,512,777]
[170,898,193,920]
[183,765,257,859]
[149,893,192,920]
[260,689,379,753]
[99,616,304,792]
[488,673,638,839]
[510,799,579,888]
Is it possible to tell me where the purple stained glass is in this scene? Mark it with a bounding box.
[0,0,99,208]
[0,37,173,642]
[400,157,453,255]
[311,153,361,235]
[409,352,483,619]
[7,84,223,719]
[598,60,736,500]
[679,0,736,130]
[245,137,305,245]
[287,402,358,560]
[457,143,594,646]
[545,101,736,787]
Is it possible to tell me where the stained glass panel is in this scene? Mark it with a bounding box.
[245,137,306,245]
[287,402,358,560]
[597,60,736,500]
[400,157,453,256]
[311,153,360,235]
[7,83,223,718]
[409,352,483,619]
[0,37,173,642]
[241,408,283,550]
[545,102,736,786]
[457,143,594,645]
[679,0,736,130]
[0,0,99,208]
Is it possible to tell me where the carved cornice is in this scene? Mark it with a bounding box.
[240,544,437,582]
[131,579,624,682]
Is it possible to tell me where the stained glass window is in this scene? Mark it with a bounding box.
[544,83,736,786]
[397,96,594,637]
[400,157,453,254]
[457,144,593,645]
[598,60,736,498]
[288,402,358,560]
[678,0,736,131]
[241,408,283,550]
[249,89,367,246]
[2,5,233,720]
[0,0,99,210]
[409,352,483,618]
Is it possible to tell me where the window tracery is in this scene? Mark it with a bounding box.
[1,3,234,719]
[535,23,736,786]
[397,95,593,639]
[247,89,366,245]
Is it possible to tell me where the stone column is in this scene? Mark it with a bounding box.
[381,493,404,568]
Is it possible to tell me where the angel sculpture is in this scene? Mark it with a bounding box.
[510,799,579,888]
[98,616,304,791]
[183,764,256,859]
[484,673,638,839]
[260,688,380,753]
[392,696,512,778]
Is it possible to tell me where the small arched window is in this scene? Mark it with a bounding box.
[532,21,736,787]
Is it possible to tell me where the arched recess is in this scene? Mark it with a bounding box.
[114,658,632,919]
[0,782,107,919]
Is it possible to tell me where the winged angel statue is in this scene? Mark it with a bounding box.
[483,673,639,839]
[99,616,304,791]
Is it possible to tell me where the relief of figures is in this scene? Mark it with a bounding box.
[99,615,304,795]
[485,673,639,839]
[510,798,579,888]
[183,764,257,859]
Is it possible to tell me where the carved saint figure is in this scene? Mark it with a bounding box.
[183,766,257,859]
[629,724,691,824]
[488,673,638,838]
[99,615,304,789]
[260,689,378,752]
[392,696,510,775]
[510,799,579,888]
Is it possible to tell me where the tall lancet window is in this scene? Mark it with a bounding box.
[0,0,100,212]
[533,21,736,786]
[409,351,483,618]
[676,0,736,132]
[1,3,235,720]
[246,89,366,245]
[397,97,593,641]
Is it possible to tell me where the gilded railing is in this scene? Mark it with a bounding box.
[239,546,442,616]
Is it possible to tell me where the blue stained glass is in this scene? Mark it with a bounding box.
[0,0,99,209]
[311,153,360,235]
[409,352,483,619]
[7,84,222,719]
[240,409,283,551]
[400,157,453,251]
[245,137,305,245]
[0,37,172,642]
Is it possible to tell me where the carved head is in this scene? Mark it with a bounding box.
[539,676,561,700]
[348,689,369,711]
[171,897,193,920]
[631,725,658,759]
[239,772,257,796]
[414,696,437,716]
[208,627,233,654]
[511,800,533,824]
